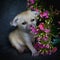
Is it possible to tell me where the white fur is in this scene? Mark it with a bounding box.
[9,10,39,56]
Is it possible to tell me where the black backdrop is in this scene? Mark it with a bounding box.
[0,0,60,60]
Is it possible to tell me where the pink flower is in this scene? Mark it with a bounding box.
[36,28,39,31]
[40,10,49,18]
[45,15,49,18]
[44,29,50,33]
[43,11,49,17]
[29,0,35,4]
[38,22,45,31]
[35,8,39,12]
[31,28,37,34]
[45,44,50,48]
[52,47,57,53]
[30,26,38,34]
[34,42,44,49]
[43,36,48,41]
[37,37,41,41]
[40,12,43,18]
[39,44,44,48]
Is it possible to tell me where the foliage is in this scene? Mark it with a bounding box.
[27,0,58,55]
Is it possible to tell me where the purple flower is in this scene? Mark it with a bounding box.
[30,26,38,34]
[40,12,44,18]
[45,15,49,18]
[45,44,50,48]
[35,8,39,12]
[40,10,49,18]
[29,0,35,4]
[44,29,50,33]
[39,44,44,48]
[36,29,39,31]
[43,36,48,41]
[37,37,41,41]
[34,42,44,49]
[34,43,40,50]
[43,10,49,17]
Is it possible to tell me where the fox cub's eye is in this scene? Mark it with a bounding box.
[31,19,35,22]
[22,22,27,25]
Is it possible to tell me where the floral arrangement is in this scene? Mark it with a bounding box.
[27,0,58,55]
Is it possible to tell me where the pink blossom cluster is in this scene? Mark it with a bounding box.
[40,10,49,18]
[34,42,57,55]
[30,25,39,34]
[30,22,50,41]
[27,0,35,7]
[30,23,57,55]
[38,22,50,33]
[27,0,58,55]
[30,22,50,34]
[34,43,50,49]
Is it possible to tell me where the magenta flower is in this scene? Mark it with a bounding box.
[45,44,50,48]
[40,12,43,18]
[40,10,49,18]
[45,15,49,18]
[37,37,41,41]
[43,10,49,17]
[35,8,39,12]
[39,44,44,48]
[29,0,35,4]
[34,43,38,49]
[34,42,44,49]
[36,28,39,31]
[37,37,41,40]
[30,26,38,34]
[43,36,48,41]
[34,43,40,50]
[38,22,45,31]
[44,29,50,33]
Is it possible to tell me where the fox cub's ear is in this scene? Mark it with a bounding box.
[10,16,18,27]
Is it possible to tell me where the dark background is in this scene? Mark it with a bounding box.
[0,0,60,60]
